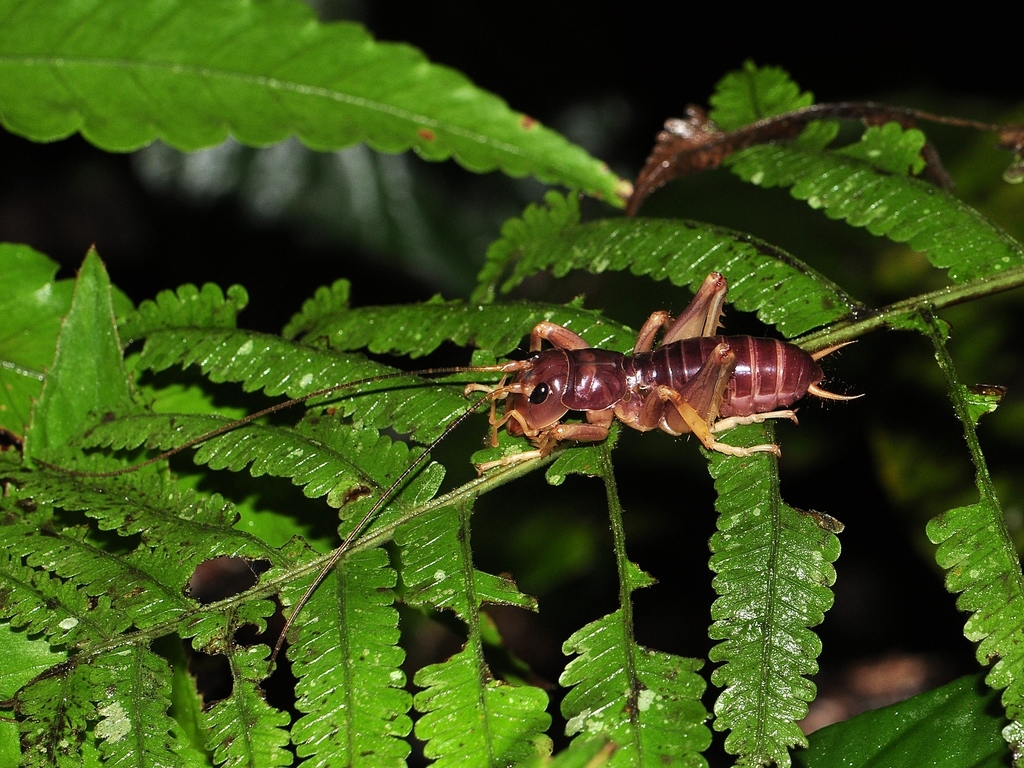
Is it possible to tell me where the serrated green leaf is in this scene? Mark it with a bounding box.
[288,547,412,767]
[473,193,861,337]
[24,249,135,461]
[727,133,1024,283]
[0,0,625,202]
[707,61,837,147]
[201,645,291,766]
[414,644,552,767]
[560,611,710,767]
[796,674,1006,768]
[0,244,73,436]
[707,424,840,768]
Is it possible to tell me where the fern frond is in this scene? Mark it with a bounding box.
[920,314,1024,751]
[558,443,710,766]
[399,504,537,616]
[15,652,97,767]
[707,61,837,149]
[398,502,550,763]
[0,544,118,648]
[707,424,840,768]
[13,467,279,631]
[91,643,183,767]
[472,192,861,337]
[414,644,552,767]
[0,0,624,202]
[290,294,637,358]
[118,282,248,342]
[75,407,440,510]
[726,126,1024,282]
[201,645,292,767]
[131,324,471,444]
[13,641,186,768]
[288,546,412,766]
[560,610,711,767]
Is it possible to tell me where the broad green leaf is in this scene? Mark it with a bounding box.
[796,674,1006,768]
[0,0,625,203]
[24,249,134,461]
[0,244,72,435]
[0,245,132,438]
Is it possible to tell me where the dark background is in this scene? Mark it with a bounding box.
[3,0,1021,756]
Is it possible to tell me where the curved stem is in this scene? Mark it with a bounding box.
[795,265,1024,351]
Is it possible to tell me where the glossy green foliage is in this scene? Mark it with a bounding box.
[797,674,1006,768]
[708,426,840,765]
[473,191,862,338]
[289,548,412,766]
[0,0,623,204]
[1,28,1023,768]
[560,609,710,767]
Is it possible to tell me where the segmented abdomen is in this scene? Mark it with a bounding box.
[643,336,823,417]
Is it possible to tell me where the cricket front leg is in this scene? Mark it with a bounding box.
[475,421,611,472]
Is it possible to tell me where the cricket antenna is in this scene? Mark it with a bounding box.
[269,387,505,668]
[40,362,522,478]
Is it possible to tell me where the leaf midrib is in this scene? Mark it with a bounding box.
[3,54,532,156]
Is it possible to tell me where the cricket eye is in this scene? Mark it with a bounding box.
[528,382,550,405]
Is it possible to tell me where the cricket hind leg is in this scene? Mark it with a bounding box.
[657,341,783,457]
[631,271,730,354]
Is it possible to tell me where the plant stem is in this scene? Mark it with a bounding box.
[795,265,1024,351]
